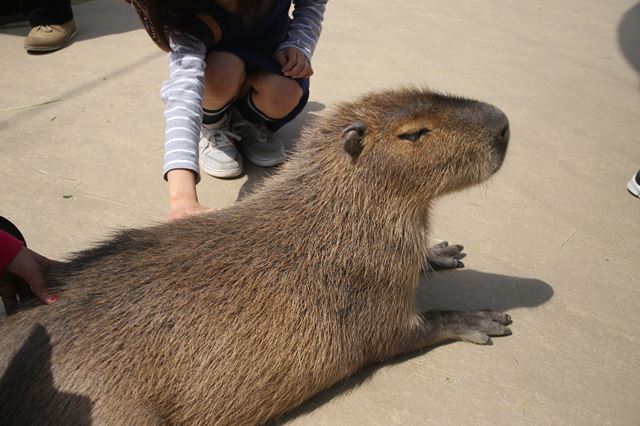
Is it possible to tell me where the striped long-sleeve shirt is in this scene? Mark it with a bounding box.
[161,0,328,181]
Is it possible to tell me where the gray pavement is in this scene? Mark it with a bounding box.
[1,0,639,424]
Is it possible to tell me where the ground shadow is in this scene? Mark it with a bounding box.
[617,2,639,184]
[71,0,141,43]
[274,269,553,425]
[415,269,554,311]
[0,0,141,44]
[0,324,92,424]
[618,2,640,75]
[236,101,326,201]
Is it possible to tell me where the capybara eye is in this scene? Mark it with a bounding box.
[398,128,430,142]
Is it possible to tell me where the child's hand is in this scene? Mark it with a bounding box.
[275,47,313,79]
[167,169,218,221]
[169,198,217,221]
[3,247,61,306]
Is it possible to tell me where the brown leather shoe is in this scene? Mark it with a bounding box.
[24,19,77,52]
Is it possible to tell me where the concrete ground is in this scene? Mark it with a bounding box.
[1,0,639,424]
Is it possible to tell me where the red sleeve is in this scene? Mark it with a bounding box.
[0,230,24,272]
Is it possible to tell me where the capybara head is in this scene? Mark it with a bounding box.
[323,88,509,200]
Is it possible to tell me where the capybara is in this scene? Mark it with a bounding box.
[0,88,511,425]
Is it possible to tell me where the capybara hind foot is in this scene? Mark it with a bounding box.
[422,310,512,345]
[426,241,466,270]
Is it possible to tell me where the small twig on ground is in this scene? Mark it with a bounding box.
[0,98,62,112]
[559,232,576,251]
[34,169,77,181]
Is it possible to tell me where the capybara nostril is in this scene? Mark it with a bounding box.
[500,124,509,141]
[499,123,510,144]
[492,121,509,161]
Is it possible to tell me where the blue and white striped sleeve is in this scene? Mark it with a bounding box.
[278,0,328,62]
[160,34,206,181]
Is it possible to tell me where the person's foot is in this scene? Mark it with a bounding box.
[24,19,77,53]
[231,111,286,167]
[628,170,640,198]
[200,113,243,178]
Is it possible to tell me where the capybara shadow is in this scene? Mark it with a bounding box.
[1,88,517,425]
[416,269,554,312]
[0,324,92,426]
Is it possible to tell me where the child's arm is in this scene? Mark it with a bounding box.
[161,35,213,220]
[278,0,328,61]
[276,0,327,78]
[0,230,24,274]
[167,169,215,220]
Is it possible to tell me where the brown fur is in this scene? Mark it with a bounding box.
[0,88,510,425]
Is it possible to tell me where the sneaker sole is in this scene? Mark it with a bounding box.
[25,28,77,52]
[244,153,286,168]
[628,175,640,197]
[202,161,243,179]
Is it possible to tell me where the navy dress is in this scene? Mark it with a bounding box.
[191,0,310,129]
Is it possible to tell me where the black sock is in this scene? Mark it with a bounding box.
[237,91,276,125]
[202,100,232,125]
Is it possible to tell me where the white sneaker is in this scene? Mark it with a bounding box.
[200,113,243,178]
[231,111,286,167]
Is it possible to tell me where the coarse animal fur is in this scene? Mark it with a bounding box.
[0,88,511,425]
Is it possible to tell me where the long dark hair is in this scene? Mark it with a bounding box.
[135,0,271,51]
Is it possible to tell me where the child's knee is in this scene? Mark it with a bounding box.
[204,52,246,96]
[278,78,304,106]
[261,76,304,116]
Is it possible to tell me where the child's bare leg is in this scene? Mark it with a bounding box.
[198,51,246,179]
[230,71,304,167]
[248,71,303,118]
[202,51,246,109]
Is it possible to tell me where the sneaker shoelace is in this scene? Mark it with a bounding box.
[35,24,70,34]
[232,117,270,144]
[203,127,241,152]
[253,123,270,144]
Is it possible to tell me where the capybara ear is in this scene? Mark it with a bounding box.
[342,122,367,160]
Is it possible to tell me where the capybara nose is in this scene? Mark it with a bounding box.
[485,106,509,138]
[481,104,509,149]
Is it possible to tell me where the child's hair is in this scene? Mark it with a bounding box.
[138,0,272,51]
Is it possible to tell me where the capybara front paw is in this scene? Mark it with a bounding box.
[426,241,466,270]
